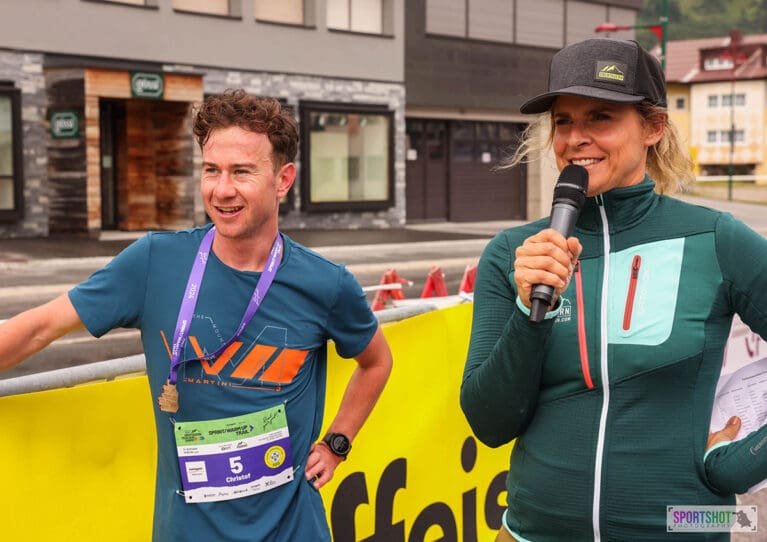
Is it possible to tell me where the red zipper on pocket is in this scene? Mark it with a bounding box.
[622,255,642,330]
[574,261,593,389]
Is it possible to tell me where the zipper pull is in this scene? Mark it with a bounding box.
[623,255,642,331]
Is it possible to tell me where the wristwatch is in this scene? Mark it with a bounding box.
[322,432,352,459]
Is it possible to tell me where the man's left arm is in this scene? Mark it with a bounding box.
[304,326,392,489]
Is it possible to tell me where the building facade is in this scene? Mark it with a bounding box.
[664,34,767,183]
[404,0,642,222]
[0,0,405,238]
[0,0,649,238]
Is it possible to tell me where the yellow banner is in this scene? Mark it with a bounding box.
[0,304,512,541]
[321,304,513,541]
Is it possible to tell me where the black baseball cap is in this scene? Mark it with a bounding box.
[520,38,667,114]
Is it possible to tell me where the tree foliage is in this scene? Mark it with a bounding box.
[636,0,767,49]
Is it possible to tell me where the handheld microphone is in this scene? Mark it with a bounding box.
[529,164,589,323]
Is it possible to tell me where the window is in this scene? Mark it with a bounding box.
[675,97,686,110]
[450,120,519,165]
[255,0,303,25]
[708,95,718,107]
[706,131,717,143]
[91,0,153,5]
[300,102,393,211]
[703,56,734,71]
[426,0,466,37]
[720,129,745,143]
[565,1,607,45]
[516,0,564,48]
[327,0,387,34]
[469,0,514,43]
[723,93,747,106]
[173,0,231,16]
[0,83,23,220]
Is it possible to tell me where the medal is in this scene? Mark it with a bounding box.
[158,380,179,413]
[160,228,281,416]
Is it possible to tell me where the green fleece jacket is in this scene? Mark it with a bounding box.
[461,178,767,541]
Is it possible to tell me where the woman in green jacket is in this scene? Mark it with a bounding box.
[461,37,762,541]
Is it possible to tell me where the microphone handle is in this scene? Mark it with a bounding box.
[529,289,554,323]
[529,202,580,323]
[548,202,580,237]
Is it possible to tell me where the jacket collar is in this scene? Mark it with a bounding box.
[576,176,659,234]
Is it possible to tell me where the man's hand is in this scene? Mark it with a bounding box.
[304,441,344,489]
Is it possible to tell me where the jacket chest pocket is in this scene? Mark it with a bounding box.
[608,238,685,346]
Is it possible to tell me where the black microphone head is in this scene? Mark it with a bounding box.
[553,164,589,208]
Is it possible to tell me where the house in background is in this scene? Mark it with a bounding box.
[664,34,767,183]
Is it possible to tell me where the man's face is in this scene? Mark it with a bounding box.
[201,126,294,241]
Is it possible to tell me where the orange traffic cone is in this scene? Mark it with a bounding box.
[458,262,477,295]
[370,269,411,311]
[420,266,448,298]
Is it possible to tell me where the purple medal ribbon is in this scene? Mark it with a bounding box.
[166,226,283,385]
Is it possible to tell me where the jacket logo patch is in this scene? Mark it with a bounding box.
[555,297,573,323]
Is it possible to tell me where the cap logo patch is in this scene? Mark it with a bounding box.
[595,61,627,84]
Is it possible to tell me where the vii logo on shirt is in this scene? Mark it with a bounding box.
[160,329,309,388]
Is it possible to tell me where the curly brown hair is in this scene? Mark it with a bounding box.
[193,89,298,169]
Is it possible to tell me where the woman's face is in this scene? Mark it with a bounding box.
[551,95,664,197]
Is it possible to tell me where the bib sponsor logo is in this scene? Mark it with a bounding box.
[265,446,286,469]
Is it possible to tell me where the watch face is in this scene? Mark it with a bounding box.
[328,433,351,455]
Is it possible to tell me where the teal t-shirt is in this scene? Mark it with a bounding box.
[69,225,378,541]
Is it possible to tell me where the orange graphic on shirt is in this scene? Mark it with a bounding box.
[160,330,308,385]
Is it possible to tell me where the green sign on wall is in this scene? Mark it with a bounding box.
[50,110,80,139]
[131,71,164,99]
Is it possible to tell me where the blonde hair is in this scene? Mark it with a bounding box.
[502,101,695,195]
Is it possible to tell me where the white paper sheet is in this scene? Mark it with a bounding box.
[710,356,767,493]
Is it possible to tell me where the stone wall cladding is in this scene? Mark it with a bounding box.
[0,50,48,238]
[201,69,406,229]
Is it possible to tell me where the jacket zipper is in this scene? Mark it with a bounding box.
[592,196,610,542]
[622,255,642,330]
[574,261,594,388]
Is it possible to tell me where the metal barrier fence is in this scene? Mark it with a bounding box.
[0,302,455,398]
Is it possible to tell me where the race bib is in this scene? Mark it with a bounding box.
[175,404,293,503]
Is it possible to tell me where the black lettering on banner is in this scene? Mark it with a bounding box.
[409,502,457,542]
[461,436,478,542]
[484,472,507,531]
[330,437,508,541]
[331,472,370,541]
